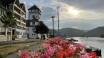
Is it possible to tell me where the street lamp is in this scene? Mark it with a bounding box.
[51,16,55,37]
[57,6,60,34]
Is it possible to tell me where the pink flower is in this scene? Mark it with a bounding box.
[41,47,55,58]
[53,36,62,44]
[18,50,30,58]
[41,51,50,58]
[79,53,90,58]
[69,45,76,53]
[75,43,85,50]
[57,45,63,50]
[47,46,55,56]
[42,43,51,48]
[30,51,41,58]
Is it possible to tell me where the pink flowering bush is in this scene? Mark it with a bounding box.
[18,50,30,58]
[18,36,97,58]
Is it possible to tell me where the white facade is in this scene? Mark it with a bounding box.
[27,27,36,38]
[27,5,41,39]
[13,3,27,39]
[16,28,27,39]
[28,9,40,20]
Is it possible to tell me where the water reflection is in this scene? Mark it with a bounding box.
[66,37,104,48]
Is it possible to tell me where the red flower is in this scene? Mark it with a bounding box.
[55,50,64,58]
[64,48,74,57]
[89,51,97,58]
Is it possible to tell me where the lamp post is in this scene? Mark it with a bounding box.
[57,6,60,34]
[51,16,55,37]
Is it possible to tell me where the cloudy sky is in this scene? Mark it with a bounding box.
[20,0,104,30]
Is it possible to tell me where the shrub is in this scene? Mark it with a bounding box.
[0,54,4,58]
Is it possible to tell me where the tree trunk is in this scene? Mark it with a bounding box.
[12,28,15,40]
[5,27,8,41]
[10,27,12,40]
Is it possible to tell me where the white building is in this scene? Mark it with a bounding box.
[0,0,27,41]
[13,1,27,39]
[27,5,41,39]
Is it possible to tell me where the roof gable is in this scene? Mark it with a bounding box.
[28,5,40,11]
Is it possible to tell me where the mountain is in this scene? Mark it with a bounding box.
[48,29,58,36]
[85,27,104,37]
[59,28,85,37]
[48,26,104,37]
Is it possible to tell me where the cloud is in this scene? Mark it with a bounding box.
[20,0,104,30]
[41,7,57,20]
[59,0,104,11]
[58,19,104,30]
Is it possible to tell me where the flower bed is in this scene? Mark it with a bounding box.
[18,36,97,58]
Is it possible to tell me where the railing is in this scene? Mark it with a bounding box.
[14,4,25,14]
[14,10,26,20]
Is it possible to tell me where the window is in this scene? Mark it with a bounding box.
[30,22,32,26]
[35,22,39,26]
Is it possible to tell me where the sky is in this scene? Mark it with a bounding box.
[20,0,104,30]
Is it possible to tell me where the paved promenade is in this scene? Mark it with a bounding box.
[0,39,41,46]
[6,41,42,58]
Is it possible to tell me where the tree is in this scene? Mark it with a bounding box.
[35,21,49,39]
[0,14,10,41]
[0,0,17,40]
[35,21,49,34]
[7,11,16,40]
[0,11,16,40]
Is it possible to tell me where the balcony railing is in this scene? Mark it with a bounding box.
[17,22,26,28]
[14,10,26,19]
[16,18,21,22]
[14,4,25,14]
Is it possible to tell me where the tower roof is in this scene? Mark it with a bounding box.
[28,5,41,11]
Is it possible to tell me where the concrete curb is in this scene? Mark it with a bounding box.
[0,39,40,46]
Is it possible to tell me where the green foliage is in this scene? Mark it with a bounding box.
[0,54,4,58]
[0,15,9,27]
[7,11,16,27]
[0,11,16,28]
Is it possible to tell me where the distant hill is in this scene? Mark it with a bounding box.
[48,29,58,36]
[59,28,85,37]
[48,26,104,37]
[85,27,104,37]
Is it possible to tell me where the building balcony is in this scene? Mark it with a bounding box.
[21,21,26,25]
[14,10,26,20]
[17,23,26,28]
[14,4,25,14]
[17,25,26,30]
[16,18,21,22]
[16,19,26,28]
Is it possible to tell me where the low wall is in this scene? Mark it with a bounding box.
[0,35,7,41]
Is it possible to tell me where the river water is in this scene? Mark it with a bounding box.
[80,37,104,49]
[72,37,104,58]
